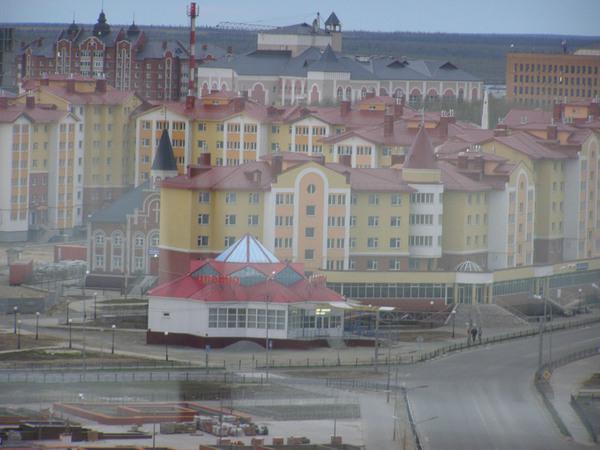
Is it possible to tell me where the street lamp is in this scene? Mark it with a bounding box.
[35,312,40,340]
[451,309,456,338]
[17,320,21,349]
[533,294,546,369]
[429,300,435,328]
[68,319,73,349]
[164,331,169,361]
[13,306,18,334]
[111,324,116,354]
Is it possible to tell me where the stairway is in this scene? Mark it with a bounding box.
[454,303,529,330]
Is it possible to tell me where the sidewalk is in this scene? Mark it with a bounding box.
[549,355,600,446]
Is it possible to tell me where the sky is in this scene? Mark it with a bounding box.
[2,0,599,36]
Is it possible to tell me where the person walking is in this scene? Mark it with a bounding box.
[471,325,478,344]
[478,325,483,344]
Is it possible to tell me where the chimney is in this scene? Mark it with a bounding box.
[393,97,403,118]
[340,100,351,116]
[546,124,558,140]
[315,154,326,166]
[185,94,195,110]
[271,154,283,177]
[339,154,352,167]
[438,112,450,138]
[66,76,75,93]
[390,154,405,165]
[198,152,211,166]
[552,103,562,123]
[25,91,35,109]
[384,110,394,137]
[493,124,508,137]
[41,74,49,86]
[95,78,107,93]
[233,97,244,113]
[474,154,484,176]
[457,152,468,169]
[252,170,262,184]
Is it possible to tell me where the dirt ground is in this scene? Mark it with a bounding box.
[0,332,61,351]
[0,243,59,268]
[582,373,600,388]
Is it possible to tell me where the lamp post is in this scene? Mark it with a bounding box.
[111,324,116,354]
[429,300,435,328]
[13,306,18,334]
[17,320,21,349]
[35,312,40,340]
[265,271,276,381]
[164,331,169,361]
[93,292,97,321]
[534,294,546,369]
[68,319,73,349]
[451,309,456,338]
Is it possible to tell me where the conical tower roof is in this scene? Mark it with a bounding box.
[151,129,178,171]
[325,12,340,27]
[404,126,438,170]
[215,234,280,264]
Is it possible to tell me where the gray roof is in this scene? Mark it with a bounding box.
[263,22,330,36]
[325,12,340,27]
[90,182,150,224]
[203,48,481,82]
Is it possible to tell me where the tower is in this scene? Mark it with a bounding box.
[186,2,199,108]
[481,88,490,130]
[150,129,179,189]
[324,12,342,52]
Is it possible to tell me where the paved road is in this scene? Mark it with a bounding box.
[401,324,600,450]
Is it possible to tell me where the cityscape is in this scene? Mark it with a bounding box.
[0,1,599,449]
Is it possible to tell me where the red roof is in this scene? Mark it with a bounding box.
[502,108,552,127]
[403,126,438,170]
[0,103,70,124]
[38,84,137,106]
[149,260,344,304]
[495,132,569,160]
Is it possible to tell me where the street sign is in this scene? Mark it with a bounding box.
[148,247,159,257]
[205,344,211,352]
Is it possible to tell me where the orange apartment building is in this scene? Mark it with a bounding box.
[506,51,600,106]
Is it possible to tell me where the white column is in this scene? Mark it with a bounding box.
[351,144,357,167]
[291,126,296,152]
[291,81,296,105]
[239,118,245,165]
[281,79,286,105]
[308,125,313,155]
[370,145,376,168]
[223,120,228,166]
[333,144,339,162]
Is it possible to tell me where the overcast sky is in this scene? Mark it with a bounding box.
[2,0,599,36]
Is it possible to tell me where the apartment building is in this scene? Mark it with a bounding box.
[0,95,83,241]
[506,51,600,106]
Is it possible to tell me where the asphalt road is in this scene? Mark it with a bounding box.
[402,324,600,450]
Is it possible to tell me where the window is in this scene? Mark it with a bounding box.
[198,213,209,225]
[389,237,401,248]
[248,214,259,226]
[391,194,402,206]
[368,216,379,227]
[112,233,123,247]
[225,192,237,204]
[367,237,379,248]
[368,194,379,205]
[248,192,259,204]
[307,184,316,194]
[197,235,209,247]
[367,259,378,271]
[95,233,105,245]
[225,214,237,225]
[224,236,236,247]
[198,192,210,203]
[305,227,315,238]
[135,235,145,247]
[304,249,315,260]
[306,205,316,216]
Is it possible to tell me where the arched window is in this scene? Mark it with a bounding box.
[135,233,145,248]
[112,231,123,247]
[94,231,105,246]
[409,89,422,106]
[393,88,404,98]
[345,86,352,101]
[336,86,344,101]
[360,87,367,99]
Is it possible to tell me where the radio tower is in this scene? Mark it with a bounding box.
[186,2,199,109]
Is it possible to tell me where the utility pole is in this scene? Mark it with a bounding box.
[374,307,379,373]
[536,295,546,369]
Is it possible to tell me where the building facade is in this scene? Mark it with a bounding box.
[197,13,483,106]
[506,52,600,106]
[16,10,224,101]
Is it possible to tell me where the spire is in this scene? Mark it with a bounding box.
[481,88,490,130]
[93,8,111,37]
[152,129,178,172]
[325,12,341,29]
[404,126,438,170]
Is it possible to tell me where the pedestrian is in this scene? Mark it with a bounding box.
[478,325,482,344]
[471,326,478,343]
[467,326,472,345]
